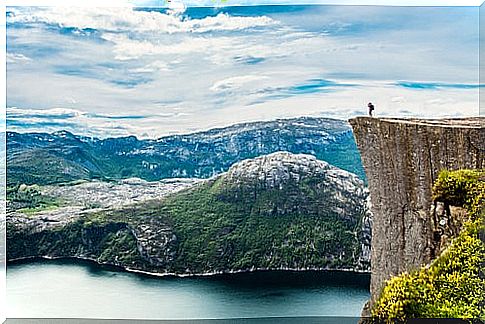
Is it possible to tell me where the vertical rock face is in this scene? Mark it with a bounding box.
[349,117,484,306]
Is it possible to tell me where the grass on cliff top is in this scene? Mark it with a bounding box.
[372,169,485,320]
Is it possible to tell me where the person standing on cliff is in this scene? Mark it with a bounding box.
[368,102,375,117]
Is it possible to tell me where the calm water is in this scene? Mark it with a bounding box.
[7,259,370,319]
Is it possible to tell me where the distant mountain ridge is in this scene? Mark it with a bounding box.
[7,117,365,185]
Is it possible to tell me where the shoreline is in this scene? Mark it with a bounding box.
[7,255,371,278]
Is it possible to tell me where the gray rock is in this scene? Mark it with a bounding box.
[349,116,484,307]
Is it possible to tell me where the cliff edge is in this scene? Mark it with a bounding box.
[348,117,484,307]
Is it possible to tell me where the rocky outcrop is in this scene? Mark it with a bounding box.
[221,152,372,269]
[349,117,484,307]
[7,152,371,274]
[223,152,368,220]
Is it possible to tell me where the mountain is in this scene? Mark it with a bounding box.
[7,117,365,186]
[7,152,371,274]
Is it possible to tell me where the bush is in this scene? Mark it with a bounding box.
[432,169,484,212]
[372,169,485,320]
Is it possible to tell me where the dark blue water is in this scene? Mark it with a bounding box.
[7,259,369,319]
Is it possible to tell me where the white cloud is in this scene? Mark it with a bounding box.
[6,6,480,138]
[7,106,185,138]
[100,33,240,60]
[129,61,170,73]
[8,107,85,118]
[166,0,186,16]
[99,28,316,63]
[8,7,277,34]
[7,83,479,139]
[391,96,405,103]
[6,53,32,64]
[210,75,269,92]
[8,7,283,66]
[5,0,483,7]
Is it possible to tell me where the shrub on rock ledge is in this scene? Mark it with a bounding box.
[372,169,485,320]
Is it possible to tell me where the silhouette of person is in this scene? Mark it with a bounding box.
[368,102,375,117]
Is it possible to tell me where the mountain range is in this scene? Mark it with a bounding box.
[7,117,365,186]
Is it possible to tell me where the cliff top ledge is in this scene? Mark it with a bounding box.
[349,116,484,128]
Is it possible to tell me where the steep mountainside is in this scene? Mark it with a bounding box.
[7,117,365,185]
[349,117,484,311]
[7,152,371,274]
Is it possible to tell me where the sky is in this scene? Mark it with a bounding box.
[133,0,482,6]
[6,3,481,138]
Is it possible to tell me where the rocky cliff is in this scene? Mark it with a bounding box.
[349,117,484,307]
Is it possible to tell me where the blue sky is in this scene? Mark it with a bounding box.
[6,4,480,138]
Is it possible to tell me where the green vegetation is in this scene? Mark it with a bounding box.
[320,133,365,182]
[79,175,367,273]
[7,218,144,267]
[9,176,366,272]
[97,229,144,265]
[433,169,484,209]
[17,205,59,215]
[164,180,362,272]
[372,169,485,320]
[7,183,62,214]
[7,149,96,186]
[7,151,368,273]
